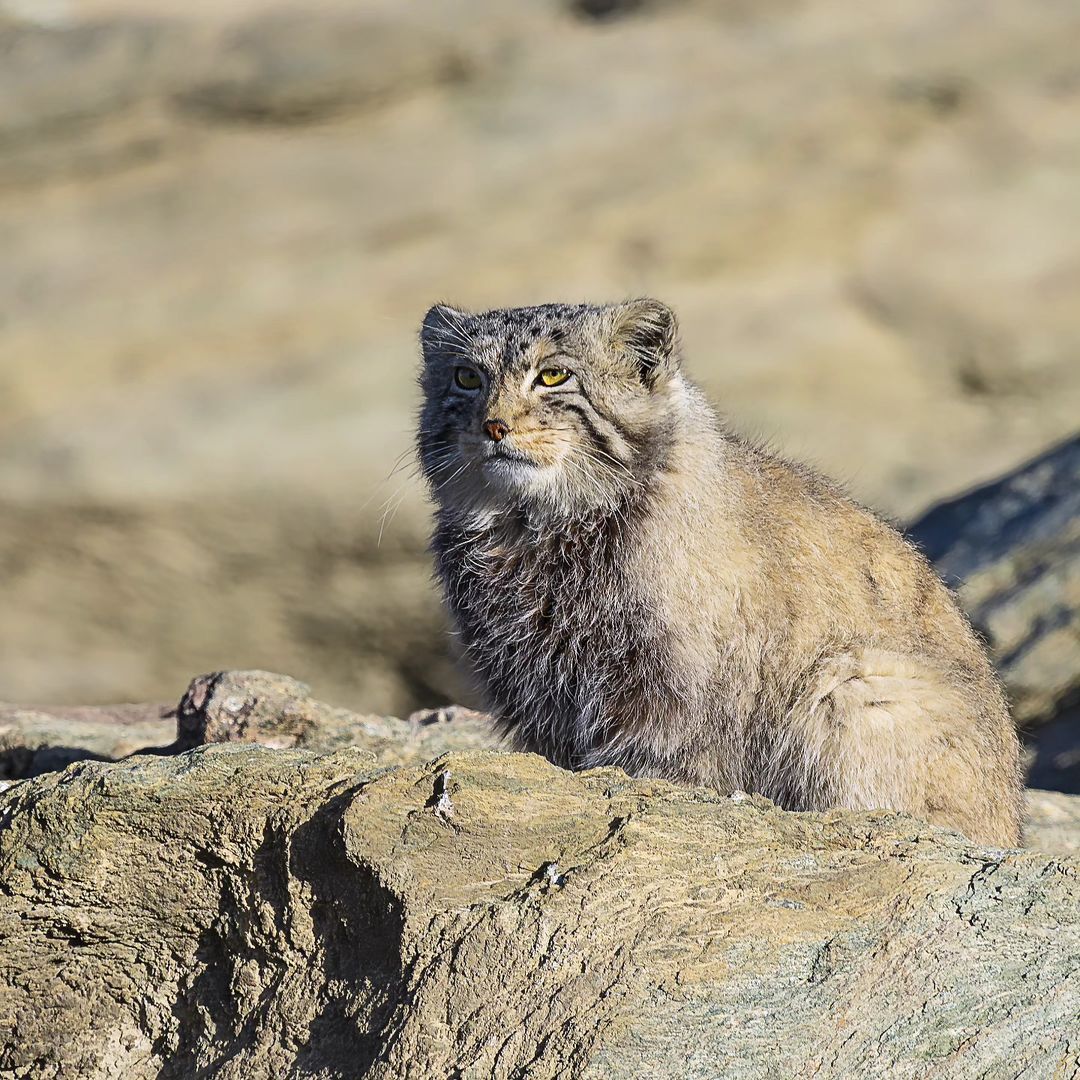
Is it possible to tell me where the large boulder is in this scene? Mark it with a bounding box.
[911,435,1080,791]
[0,745,1077,1079]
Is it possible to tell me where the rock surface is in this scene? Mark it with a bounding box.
[1023,788,1080,860]
[1,744,1077,1079]
[0,700,172,781]
[910,434,1080,791]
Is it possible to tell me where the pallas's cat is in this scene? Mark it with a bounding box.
[417,299,1022,846]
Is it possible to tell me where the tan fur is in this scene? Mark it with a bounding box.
[631,428,1022,845]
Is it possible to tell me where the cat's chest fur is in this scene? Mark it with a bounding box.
[433,513,673,769]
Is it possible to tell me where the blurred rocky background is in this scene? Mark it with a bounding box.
[1,0,1078,782]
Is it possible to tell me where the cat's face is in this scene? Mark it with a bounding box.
[417,299,682,522]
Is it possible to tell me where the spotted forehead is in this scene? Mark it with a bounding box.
[458,304,598,365]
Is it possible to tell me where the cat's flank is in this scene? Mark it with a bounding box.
[417,299,1023,846]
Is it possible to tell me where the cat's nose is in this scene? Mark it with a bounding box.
[483,418,510,442]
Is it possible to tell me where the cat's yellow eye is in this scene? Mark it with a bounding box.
[538,368,571,387]
[454,367,482,390]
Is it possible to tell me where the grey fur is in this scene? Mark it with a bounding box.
[417,299,1024,846]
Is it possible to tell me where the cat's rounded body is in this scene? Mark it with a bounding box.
[418,300,1023,847]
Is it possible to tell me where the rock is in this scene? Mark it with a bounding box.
[1026,710,1080,799]
[0,670,498,781]
[910,435,1080,790]
[0,745,1077,1078]
[172,668,366,751]
[171,668,498,763]
[1024,788,1080,859]
[0,700,172,780]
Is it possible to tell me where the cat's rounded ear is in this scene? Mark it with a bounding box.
[421,303,470,360]
[611,298,679,386]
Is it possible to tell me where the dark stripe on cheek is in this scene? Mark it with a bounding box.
[553,399,627,463]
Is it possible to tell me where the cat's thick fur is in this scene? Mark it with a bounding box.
[417,299,1023,846]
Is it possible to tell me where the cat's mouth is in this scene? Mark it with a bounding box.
[480,444,537,470]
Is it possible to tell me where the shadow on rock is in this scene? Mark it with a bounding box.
[290,789,409,1078]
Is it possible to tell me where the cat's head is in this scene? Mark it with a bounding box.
[417,299,686,522]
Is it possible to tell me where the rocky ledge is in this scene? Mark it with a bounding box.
[1,670,1078,1078]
